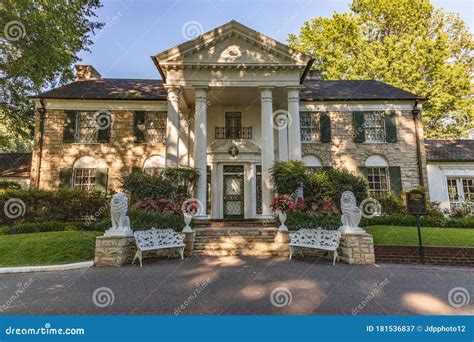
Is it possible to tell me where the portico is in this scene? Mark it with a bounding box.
[153,20,312,219]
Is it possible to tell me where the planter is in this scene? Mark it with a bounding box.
[183,214,193,233]
[277,210,288,231]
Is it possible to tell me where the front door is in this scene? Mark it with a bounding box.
[223,165,244,218]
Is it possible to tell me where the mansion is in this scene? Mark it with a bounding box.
[30,20,427,219]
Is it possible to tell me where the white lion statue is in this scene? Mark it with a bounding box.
[104,192,133,237]
[338,191,365,234]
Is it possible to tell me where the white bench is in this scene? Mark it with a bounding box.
[289,228,341,265]
[133,228,186,267]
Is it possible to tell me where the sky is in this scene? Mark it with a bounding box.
[78,0,474,79]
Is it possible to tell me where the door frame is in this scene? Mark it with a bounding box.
[223,165,245,219]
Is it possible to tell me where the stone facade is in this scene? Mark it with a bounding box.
[301,109,428,190]
[31,108,166,191]
[94,236,136,266]
[337,233,376,264]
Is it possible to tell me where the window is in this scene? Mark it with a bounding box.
[300,112,320,143]
[145,112,166,143]
[364,111,385,143]
[447,177,474,213]
[367,167,390,195]
[302,155,322,173]
[77,111,99,143]
[143,155,165,175]
[73,168,96,191]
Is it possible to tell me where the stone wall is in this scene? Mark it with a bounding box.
[94,236,136,266]
[338,233,376,264]
[374,245,474,266]
[301,110,428,191]
[30,109,167,191]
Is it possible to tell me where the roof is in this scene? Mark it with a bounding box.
[34,79,167,101]
[35,78,421,101]
[0,153,32,178]
[425,140,474,162]
[300,80,421,101]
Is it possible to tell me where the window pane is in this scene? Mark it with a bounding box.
[447,179,459,202]
[462,179,474,201]
[73,168,96,192]
[367,167,389,195]
[78,112,98,143]
[364,112,385,143]
[146,112,166,143]
[300,112,320,142]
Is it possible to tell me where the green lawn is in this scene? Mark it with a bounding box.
[365,226,474,247]
[0,231,102,267]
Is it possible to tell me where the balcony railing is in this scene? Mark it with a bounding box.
[215,127,252,139]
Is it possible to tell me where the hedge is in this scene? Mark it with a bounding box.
[362,214,474,228]
[0,221,103,235]
[0,189,108,225]
[94,209,185,231]
[286,212,474,230]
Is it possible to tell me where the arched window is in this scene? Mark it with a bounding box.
[72,156,98,191]
[143,155,165,176]
[302,155,322,173]
[365,155,389,195]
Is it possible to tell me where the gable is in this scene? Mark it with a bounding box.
[152,20,313,85]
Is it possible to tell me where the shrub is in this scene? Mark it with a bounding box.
[95,208,184,231]
[270,160,307,195]
[448,201,474,218]
[286,212,341,231]
[375,193,406,214]
[361,214,474,228]
[0,189,108,225]
[305,168,368,211]
[120,167,199,207]
[0,180,21,191]
[0,221,103,235]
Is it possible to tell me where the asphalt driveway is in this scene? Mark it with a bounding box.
[0,256,472,315]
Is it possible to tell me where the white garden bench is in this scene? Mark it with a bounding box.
[132,228,186,267]
[289,228,341,265]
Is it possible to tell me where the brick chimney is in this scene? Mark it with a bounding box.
[75,65,101,81]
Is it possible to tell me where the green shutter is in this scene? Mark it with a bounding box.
[353,112,365,143]
[133,111,146,143]
[97,114,111,143]
[320,113,331,143]
[389,166,402,195]
[357,166,368,180]
[385,111,398,142]
[63,111,77,143]
[59,168,73,189]
[95,168,108,193]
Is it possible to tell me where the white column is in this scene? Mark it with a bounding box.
[210,162,220,219]
[287,87,302,160]
[260,87,275,217]
[249,163,257,218]
[165,86,180,166]
[278,118,289,161]
[194,87,208,217]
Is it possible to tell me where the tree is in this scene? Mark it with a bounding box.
[0,0,103,151]
[288,0,473,138]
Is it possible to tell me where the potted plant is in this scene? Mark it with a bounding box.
[270,194,303,231]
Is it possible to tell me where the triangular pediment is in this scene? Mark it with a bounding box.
[153,20,312,68]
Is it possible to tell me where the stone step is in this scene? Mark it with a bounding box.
[194,220,277,228]
[194,238,276,245]
[194,249,283,257]
[194,236,275,243]
[193,242,279,252]
[195,227,278,237]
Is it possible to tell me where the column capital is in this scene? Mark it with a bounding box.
[194,87,208,102]
[165,85,181,103]
[260,87,273,103]
[287,86,301,103]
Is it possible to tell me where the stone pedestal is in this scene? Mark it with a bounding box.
[94,236,136,267]
[338,233,375,264]
[274,231,290,257]
[184,232,195,257]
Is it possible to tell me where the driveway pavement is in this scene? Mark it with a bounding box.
[0,256,472,315]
